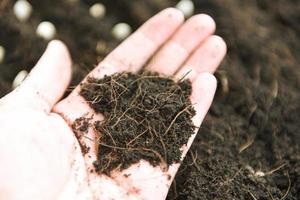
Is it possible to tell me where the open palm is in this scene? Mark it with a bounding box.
[0,8,226,200]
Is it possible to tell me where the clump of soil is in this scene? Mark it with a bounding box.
[72,117,92,155]
[79,71,195,175]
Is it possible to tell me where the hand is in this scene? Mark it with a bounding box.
[0,8,226,200]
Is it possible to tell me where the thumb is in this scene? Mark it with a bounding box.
[3,40,72,112]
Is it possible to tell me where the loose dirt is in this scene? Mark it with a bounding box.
[78,71,195,175]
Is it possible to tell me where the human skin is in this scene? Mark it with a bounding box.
[0,8,226,200]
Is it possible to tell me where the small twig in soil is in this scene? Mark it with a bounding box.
[111,79,129,91]
[111,107,132,127]
[163,105,193,136]
[83,135,94,141]
[126,129,148,146]
[267,188,275,200]
[248,190,258,200]
[188,151,200,171]
[280,171,291,200]
[177,70,192,83]
[239,136,255,153]
[101,127,116,145]
[265,163,286,175]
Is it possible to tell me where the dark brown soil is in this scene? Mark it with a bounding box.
[0,0,299,199]
[79,71,195,175]
[167,1,300,199]
[72,116,92,155]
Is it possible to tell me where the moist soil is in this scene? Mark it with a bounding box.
[78,71,195,175]
[0,0,299,199]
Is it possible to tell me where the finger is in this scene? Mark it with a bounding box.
[53,8,184,153]
[8,40,72,112]
[182,73,217,154]
[146,14,215,75]
[176,35,227,81]
[89,8,184,78]
[109,73,217,200]
[54,8,184,120]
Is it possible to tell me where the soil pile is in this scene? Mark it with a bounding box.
[79,71,195,175]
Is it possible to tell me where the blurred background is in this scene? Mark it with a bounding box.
[0,0,299,199]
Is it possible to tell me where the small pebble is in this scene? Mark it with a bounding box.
[12,70,28,89]
[13,0,32,22]
[0,45,5,63]
[89,3,106,19]
[36,21,57,40]
[255,170,265,177]
[112,23,132,40]
[176,0,194,18]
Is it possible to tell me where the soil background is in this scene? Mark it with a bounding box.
[0,0,299,199]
